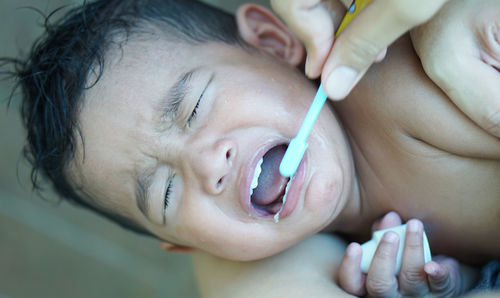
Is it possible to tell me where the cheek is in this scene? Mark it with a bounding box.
[299,109,351,217]
[173,214,248,259]
[172,197,237,247]
[306,169,344,217]
[210,88,314,136]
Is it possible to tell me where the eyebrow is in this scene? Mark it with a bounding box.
[160,69,196,121]
[136,168,155,218]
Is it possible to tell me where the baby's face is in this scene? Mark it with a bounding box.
[69,35,355,260]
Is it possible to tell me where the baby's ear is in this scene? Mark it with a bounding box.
[159,241,196,253]
[236,4,304,66]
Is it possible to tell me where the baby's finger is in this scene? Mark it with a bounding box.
[338,243,366,296]
[366,231,399,297]
[371,211,402,233]
[425,257,461,297]
[398,219,428,296]
[425,261,451,295]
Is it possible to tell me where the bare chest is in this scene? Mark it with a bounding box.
[333,36,500,262]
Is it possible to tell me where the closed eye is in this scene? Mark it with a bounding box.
[164,176,174,211]
[187,96,201,126]
[187,73,214,127]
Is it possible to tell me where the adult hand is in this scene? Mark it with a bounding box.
[411,0,500,138]
[338,212,463,297]
[270,0,449,100]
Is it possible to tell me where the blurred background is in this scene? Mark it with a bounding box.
[0,0,267,297]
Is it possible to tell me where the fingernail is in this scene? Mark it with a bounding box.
[325,66,358,100]
[347,243,361,257]
[384,211,398,221]
[407,219,422,232]
[425,262,441,277]
[383,231,398,243]
[428,265,437,276]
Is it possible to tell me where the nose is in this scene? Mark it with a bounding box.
[188,137,236,195]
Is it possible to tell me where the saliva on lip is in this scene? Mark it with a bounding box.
[273,177,292,223]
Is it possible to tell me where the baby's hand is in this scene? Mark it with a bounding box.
[338,212,463,297]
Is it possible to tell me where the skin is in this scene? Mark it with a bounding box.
[271,0,450,99]
[339,213,469,297]
[67,2,500,267]
[411,0,500,138]
[194,215,477,298]
[68,27,358,261]
[334,33,500,262]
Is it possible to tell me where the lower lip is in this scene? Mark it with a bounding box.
[275,155,307,220]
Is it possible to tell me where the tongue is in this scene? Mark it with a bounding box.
[251,145,289,206]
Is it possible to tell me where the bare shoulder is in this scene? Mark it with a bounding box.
[393,0,500,160]
[193,233,352,298]
[373,34,500,160]
[338,33,500,260]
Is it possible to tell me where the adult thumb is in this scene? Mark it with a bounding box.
[322,0,448,100]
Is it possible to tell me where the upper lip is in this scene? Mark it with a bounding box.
[239,139,287,217]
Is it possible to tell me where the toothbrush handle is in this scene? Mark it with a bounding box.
[279,0,372,178]
[295,85,328,141]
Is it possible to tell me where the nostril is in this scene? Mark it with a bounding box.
[216,177,224,189]
[226,148,234,167]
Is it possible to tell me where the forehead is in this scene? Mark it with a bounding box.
[84,33,253,109]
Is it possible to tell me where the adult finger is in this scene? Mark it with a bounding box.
[411,0,500,139]
[270,0,345,78]
[420,34,500,139]
[338,243,367,296]
[322,0,449,100]
[398,219,429,296]
[366,231,399,297]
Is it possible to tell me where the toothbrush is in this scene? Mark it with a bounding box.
[279,0,372,178]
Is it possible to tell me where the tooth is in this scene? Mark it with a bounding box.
[274,177,293,223]
[250,158,263,196]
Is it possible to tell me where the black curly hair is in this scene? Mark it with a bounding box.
[1,0,246,237]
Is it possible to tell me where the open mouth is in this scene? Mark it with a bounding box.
[249,144,292,222]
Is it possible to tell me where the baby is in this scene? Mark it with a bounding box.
[3,0,499,296]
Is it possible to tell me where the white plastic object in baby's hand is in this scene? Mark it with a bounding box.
[360,224,432,275]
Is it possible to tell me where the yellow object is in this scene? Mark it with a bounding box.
[279,0,373,178]
[336,0,372,38]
